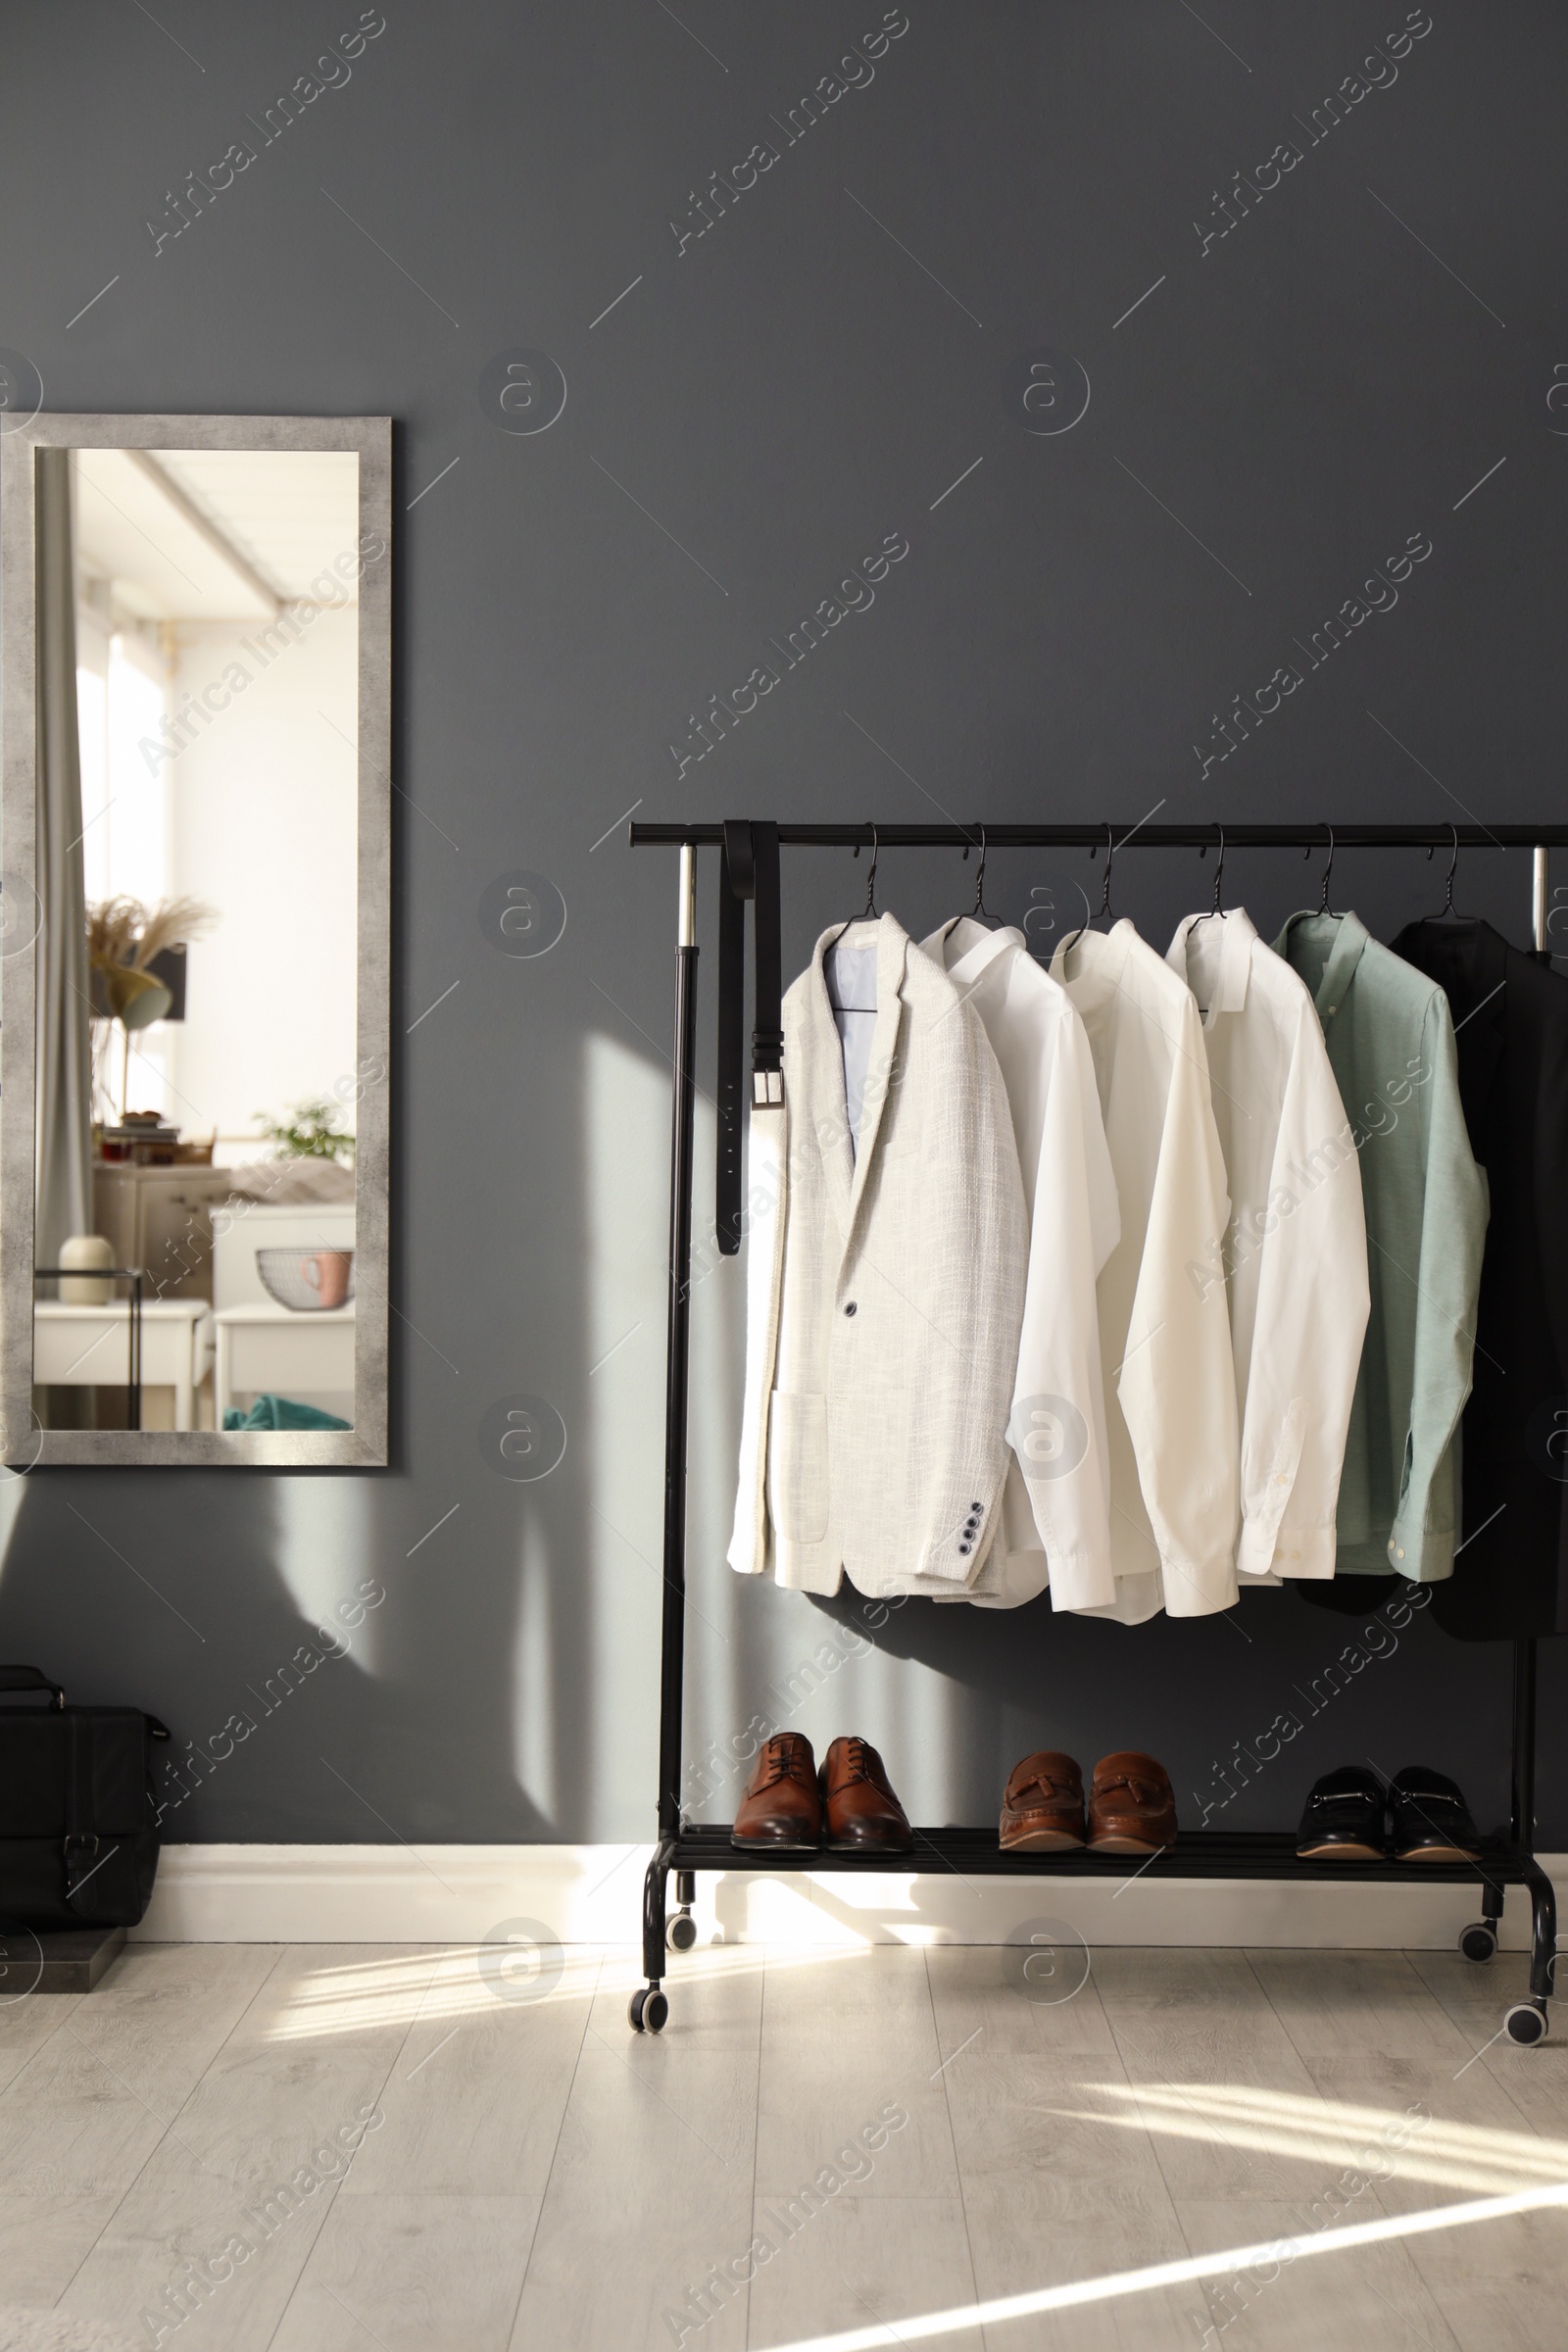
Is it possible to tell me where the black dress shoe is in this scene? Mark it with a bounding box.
[1389,1766,1482,1862]
[1296,1766,1387,1861]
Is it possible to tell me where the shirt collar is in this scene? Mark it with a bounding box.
[1167,906,1258,1027]
[1273,907,1369,1025]
[1050,915,1140,994]
[920,915,1023,987]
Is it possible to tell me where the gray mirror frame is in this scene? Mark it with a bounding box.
[0,414,390,1465]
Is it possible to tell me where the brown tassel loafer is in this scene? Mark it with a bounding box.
[820,1736,914,1855]
[1088,1750,1178,1855]
[1000,1750,1087,1852]
[731,1733,822,1851]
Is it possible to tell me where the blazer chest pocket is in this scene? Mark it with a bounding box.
[768,1392,830,1545]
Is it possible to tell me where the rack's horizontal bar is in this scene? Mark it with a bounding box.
[631,822,1568,851]
[670,1823,1525,1884]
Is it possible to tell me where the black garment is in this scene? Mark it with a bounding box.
[1389,919,1568,1639]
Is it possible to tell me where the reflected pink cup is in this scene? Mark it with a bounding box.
[301,1250,353,1309]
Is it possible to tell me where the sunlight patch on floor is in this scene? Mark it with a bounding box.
[1054,2080,1568,2196]
[751,2180,1568,2351]
[264,1945,602,2039]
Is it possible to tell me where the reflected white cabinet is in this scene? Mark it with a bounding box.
[91,1163,234,1300]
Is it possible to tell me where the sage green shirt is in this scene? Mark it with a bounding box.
[1274,911,1488,1580]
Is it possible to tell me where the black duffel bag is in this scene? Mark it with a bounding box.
[0,1664,169,1928]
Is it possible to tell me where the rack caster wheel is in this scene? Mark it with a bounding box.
[1459,1922,1497,1963]
[1503,2000,1548,2047]
[628,1985,668,2034]
[667,1908,698,1953]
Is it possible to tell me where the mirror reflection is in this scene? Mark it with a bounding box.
[33,445,368,1434]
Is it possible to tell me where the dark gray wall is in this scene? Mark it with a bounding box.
[4,0,1567,1851]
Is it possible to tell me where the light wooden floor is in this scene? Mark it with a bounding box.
[1,1937,1566,2349]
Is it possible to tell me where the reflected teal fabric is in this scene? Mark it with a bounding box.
[222,1395,351,1431]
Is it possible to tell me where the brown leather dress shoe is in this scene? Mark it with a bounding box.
[1000,1750,1086,1851]
[820,1736,913,1854]
[1088,1751,1178,1855]
[732,1734,822,1851]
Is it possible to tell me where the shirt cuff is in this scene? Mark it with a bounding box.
[1240,1519,1336,1579]
[1039,1546,1117,1612]
[1384,1518,1456,1582]
[1160,1553,1240,1616]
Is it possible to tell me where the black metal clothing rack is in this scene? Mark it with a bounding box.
[624,819,1568,2041]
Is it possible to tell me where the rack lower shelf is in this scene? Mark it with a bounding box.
[668,1822,1534,1885]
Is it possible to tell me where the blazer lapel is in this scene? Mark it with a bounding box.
[844,914,908,1236]
[802,925,858,1244]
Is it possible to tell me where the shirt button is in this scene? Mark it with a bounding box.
[1327,1004,1337,1014]
[1275,1473,1289,1486]
[1396,1546,1405,1560]
[844,1302,858,1317]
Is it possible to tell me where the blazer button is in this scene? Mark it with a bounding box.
[958,1544,971,1556]
[844,1301,858,1317]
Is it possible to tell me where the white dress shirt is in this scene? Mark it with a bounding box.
[728,913,1027,1598]
[1049,921,1241,1623]
[1166,909,1370,1581]
[916,918,1120,1609]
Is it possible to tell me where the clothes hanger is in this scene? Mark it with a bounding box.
[1058,822,1116,959]
[1420,823,1472,921]
[1191,822,1229,927]
[824,823,881,994]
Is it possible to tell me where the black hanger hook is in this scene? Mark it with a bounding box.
[1424,822,1464,918]
[1196,823,1227,921]
[1059,821,1118,960]
[852,821,880,915]
[1318,823,1336,916]
[968,818,992,907]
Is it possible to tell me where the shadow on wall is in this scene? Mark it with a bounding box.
[0,1472,392,1838]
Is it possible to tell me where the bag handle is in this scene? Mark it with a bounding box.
[0,1664,65,1709]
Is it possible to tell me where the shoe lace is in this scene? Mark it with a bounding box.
[840,1737,875,1786]
[759,1737,808,1789]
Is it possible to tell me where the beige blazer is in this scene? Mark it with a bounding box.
[728,913,1026,1597]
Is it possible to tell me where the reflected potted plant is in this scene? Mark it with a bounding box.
[256,1098,356,1166]
[86,895,214,1122]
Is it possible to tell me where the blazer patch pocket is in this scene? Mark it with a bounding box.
[768,1392,830,1545]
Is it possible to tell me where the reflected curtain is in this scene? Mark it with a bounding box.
[34,447,93,1264]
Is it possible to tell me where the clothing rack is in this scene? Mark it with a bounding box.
[624,817,1568,2040]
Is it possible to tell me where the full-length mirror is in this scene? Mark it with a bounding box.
[2,416,389,1463]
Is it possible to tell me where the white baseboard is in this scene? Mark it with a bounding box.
[132,1844,1566,1953]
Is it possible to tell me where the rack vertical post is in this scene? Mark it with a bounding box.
[629,848,698,2038]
